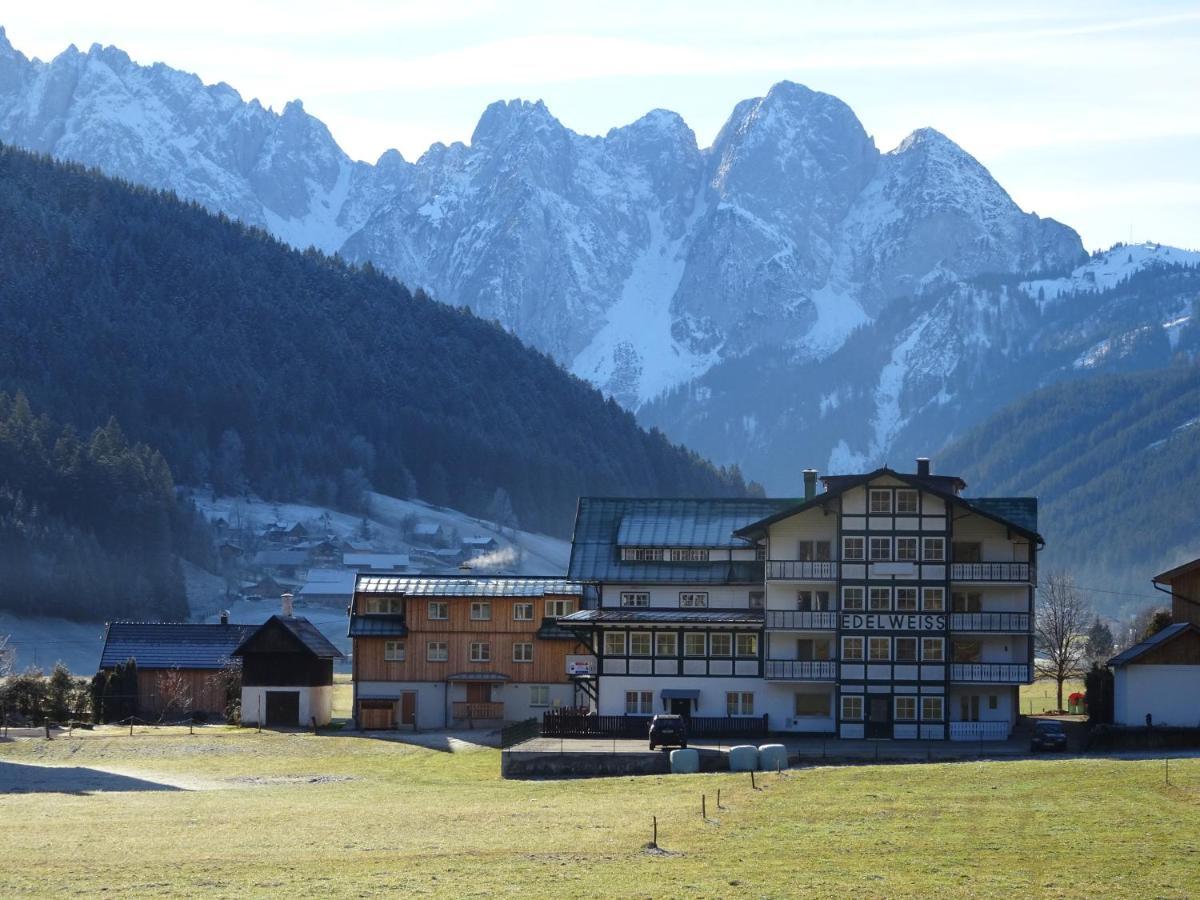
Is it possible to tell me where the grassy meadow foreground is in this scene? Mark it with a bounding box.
[1,728,1197,898]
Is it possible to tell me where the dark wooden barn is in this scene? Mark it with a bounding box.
[232,615,343,727]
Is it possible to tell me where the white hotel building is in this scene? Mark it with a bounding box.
[560,459,1039,741]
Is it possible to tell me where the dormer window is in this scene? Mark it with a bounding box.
[619,547,711,562]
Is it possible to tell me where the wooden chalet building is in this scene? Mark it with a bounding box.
[1109,557,1200,726]
[233,612,343,727]
[559,458,1042,741]
[349,576,596,729]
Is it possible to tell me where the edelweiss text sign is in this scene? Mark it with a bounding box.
[840,613,947,631]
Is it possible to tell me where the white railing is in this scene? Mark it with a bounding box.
[766,610,838,630]
[950,563,1031,582]
[767,560,838,580]
[949,612,1030,632]
[948,721,1011,741]
[764,660,837,680]
[951,663,1029,683]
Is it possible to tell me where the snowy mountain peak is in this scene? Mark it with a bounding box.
[471,98,564,147]
[1023,241,1200,305]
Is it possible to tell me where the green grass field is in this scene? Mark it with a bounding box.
[1,727,1197,898]
[1021,678,1086,715]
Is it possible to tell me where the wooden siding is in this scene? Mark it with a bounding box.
[354,633,582,682]
[1166,570,1200,628]
[1137,629,1200,665]
[133,669,227,717]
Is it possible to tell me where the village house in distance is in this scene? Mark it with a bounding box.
[559,458,1040,740]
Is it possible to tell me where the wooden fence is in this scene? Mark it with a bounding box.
[540,710,769,739]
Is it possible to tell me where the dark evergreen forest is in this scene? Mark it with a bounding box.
[0,391,209,620]
[0,143,753,541]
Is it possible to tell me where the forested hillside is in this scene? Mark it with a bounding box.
[0,392,208,621]
[941,365,1200,611]
[0,144,752,537]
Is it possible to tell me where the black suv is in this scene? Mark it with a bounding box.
[648,714,688,750]
[1030,719,1068,752]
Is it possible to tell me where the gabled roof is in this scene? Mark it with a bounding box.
[232,615,342,658]
[1108,622,1199,667]
[1153,556,1200,584]
[354,575,586,597]
[568,497,794,583]
[733,468,1042,543]
[100,622,256,670]
[298,569,358,597]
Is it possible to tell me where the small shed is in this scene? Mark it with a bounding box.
[233,615,344,727]
[1109,622,1200,726]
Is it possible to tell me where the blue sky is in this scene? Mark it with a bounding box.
[5,1,1198,250]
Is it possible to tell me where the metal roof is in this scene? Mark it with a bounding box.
[347,614,409,637]
[568,498,794,583]
[1154,556,1200,584]
[1108,622,1198,667]
[969,498,1039,536]
[559,608,765,626]
[343,552,411,569]
[298,570,358,597]
[354,576,586,597]
[100,622,256,670]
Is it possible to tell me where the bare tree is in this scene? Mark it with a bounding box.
[1035,572,1091,712]
[156,668,193,723]
[0,635,14,679]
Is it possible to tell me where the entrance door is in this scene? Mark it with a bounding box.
[866,696,890,739]
[400,692,416,727]
[466,683,491,704]
[960,695,980,722]
[669,698,692,718]
[265,690,300,727]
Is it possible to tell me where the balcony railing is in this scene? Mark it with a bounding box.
[950,612,1031,633]
[948,721,1011,741]
[764,659,837,681]
[451,701,504,721]
[950,663,1029,683]
[767,560,838,581]
[766,610,838,630]
[950,563,1031,582]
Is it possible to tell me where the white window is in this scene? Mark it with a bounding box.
[603,632,626,656]
[922,637,945,662]
[869,537,891,561]
[869,587,891,611]
[868,637,890,661]
[469,601,491,621]
[513,603,534,621]
[736,633,758,657]
[842,536,865,561]
[896,537,919,561]
[921,696,944,721]
[755,545,767,561]
[726,691,755,716]
[841,636,864,661]
[679,592,709,608]
[895,637,918,662]
[620,592,649,607]
[655,632,677,657]
[366,596,403,614]
[684,633,707,657]
[513,642,533,663]
[841,695,864,720]
[896,490,919,514]
[384,640,405,661]
[545,598,574,618]
[669,548,711,562]
[922,587,945,611]
[629,632,652,656]
[709,633,732,656]
[530,685,550,707]
[625,690,653,715]
[895,587,918,611]
[428,601,449,620]
[798,540,833,561]
[621,547,664,561]
[842,586,865,611]
[869,489,892,514]
[427,641,448,662]
[923,537,945,561]
[895,696,917,721]
[469,642,491,663]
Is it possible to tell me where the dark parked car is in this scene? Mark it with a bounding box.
[648,714,688,750]
[1030,719,1068,752]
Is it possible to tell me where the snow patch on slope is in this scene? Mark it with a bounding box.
[1024,242,1200,306]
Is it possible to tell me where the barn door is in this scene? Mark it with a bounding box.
[265,691,300,727]
[400,692,416,726]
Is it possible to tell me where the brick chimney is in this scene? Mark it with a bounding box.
[219,610,229,626]
[916,457,931,477]
[803,469,818,501]
[281,592,294,617]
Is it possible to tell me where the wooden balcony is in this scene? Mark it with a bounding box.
[452,701,504,721]
[950,663,1030,683]
[767,560,838,581]
[949,562,1031,582]
[764,660,837,681]
[766,610,837,630]
[950,612,1031,633]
